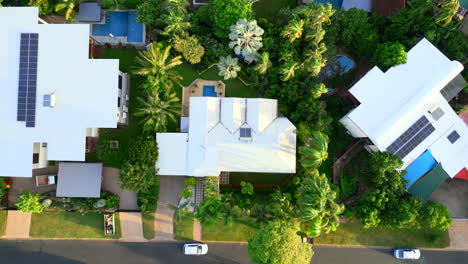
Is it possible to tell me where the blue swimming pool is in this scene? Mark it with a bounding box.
[325,54,356,77]
[92,11,144,43]
[314,0,343,8]
[203,85,217,97]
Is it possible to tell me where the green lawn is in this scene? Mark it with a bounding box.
[142,212,155,240]
[315,221,450,248]
[253,0,299,21]
[174,212,194,241]
[228,172,292,185]
[0,210,7,237]
[202,217,259,241]
[30,212,121,239]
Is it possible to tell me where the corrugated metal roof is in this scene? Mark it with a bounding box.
[408,163,449,201]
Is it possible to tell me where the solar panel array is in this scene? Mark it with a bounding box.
[386,116,435,159]
[447,130,460,144]
[17,33,39,128]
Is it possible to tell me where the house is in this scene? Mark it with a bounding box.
[339,38,467,200]
[156,97,296,177]
[0,7,127,177]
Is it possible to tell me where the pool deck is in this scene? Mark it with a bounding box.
[182,79,225,117]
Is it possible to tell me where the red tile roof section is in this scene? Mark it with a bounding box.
[454,168,468,180]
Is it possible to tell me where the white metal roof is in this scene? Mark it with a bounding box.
[156,97,296,176]
[0,7,119,177]
[341,38,467,177]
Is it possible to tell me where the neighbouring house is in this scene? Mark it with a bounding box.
[0,7,127,177]
[372,0,406,17]
[156,97,297,177]
[340,38,468,201]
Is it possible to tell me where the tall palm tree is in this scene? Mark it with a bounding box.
[253,52,272,74]
[134,90,181,133]
[280,61,300,81]
[299,131,329,169]
[55,0,79,21]
[296,171,344,238]
[217,56,241,80]
[134,42,183,89]
[280,19,305,43]
[229,19,264,63]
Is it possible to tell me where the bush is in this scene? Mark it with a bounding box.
[0,178,6,190]
[16,191,44,213]
[340,174,358,199]
[374,42,407,71]
[204,176,219,199]
[105,194,120,209]
[184,177,196,188]
[127,135,159,166]
[209,0,254,38]
[420,202,452,230]
[118,162,157,193]
[180,188,193,199]
[174,35,205,64]
[137,175,160,212]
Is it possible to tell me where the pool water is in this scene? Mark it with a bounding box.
[314,0,343,8]
[203,86,217,97]
[324,54,356,77]
[92,11,144,43]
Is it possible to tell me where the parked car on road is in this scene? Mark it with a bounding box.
[183,243,208,255]
[394,248,421,259]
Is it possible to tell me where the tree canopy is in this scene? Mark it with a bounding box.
[209,0,254,38]
[374,42,407,71]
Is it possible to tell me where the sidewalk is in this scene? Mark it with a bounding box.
[449,219,468,249]
[4,211,31,238]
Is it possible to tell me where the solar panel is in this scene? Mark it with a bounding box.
[386,116,435,159]
[447,131,460,144]
[17,33,39,127]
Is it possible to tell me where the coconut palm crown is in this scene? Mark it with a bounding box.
[217,56,241,80]
[229,19,264,63]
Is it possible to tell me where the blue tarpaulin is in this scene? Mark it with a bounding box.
[403,150,437,188]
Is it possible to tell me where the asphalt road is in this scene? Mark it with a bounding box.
[1,240,468,264]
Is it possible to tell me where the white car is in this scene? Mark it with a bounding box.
[394,248,421,260]
[183,243,208,255]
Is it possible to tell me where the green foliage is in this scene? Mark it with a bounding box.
[299,131,329,169]
[136,0,164,27]
[54,0,79,21]
[137,175,160,212]
[174,34,205,64]
[296,171,344,237]
[229,19,264,62]
[374,42,407,71]
[28,0,56,15]
[252,189,294,223]
[340,174,358,199]
[204,176,220,199]
[209,0,254,38]
[42,198,52,208]
[16,191,45,213]
[199,36,230,66]
[248,220,313,264]
[104,194,120,209]
[97,139,126,165]
[217,55,241,80]
[240,181,254,196]
[127,135,159,166]
[0,178,6,190]
[180,188,193,199]
[118,162,156,193]
[420,202,452,230]
[184,177,196,188]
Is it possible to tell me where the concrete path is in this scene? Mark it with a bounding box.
[430,178,468,218]
[449,219,468,249]
[102,167,138,210]
[119,212,145,242]
[154,176,185,241]
[5,211,31,238]
[193,219,202,241]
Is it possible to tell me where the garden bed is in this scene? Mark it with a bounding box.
[202,217,259,242]
[30,212,121,239]
[174,211,194,241]
[0,210,7,237]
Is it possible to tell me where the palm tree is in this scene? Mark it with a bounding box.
[253,52,272,74]
[299,131,329,169]
[310,83,328,99]
[134,42,183,89]
[162,10,192,37]
[217,56,241,80]
[280,61,300,81]
[281,19,305,43]
[303,55,327,77]
[55,0,79,21]
[433,0,460,27]
[229,19,264,63]
[134,90,181,133]
[167,0,190,14]
[296,171,344,238]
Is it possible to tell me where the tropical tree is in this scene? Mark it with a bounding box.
[28,0,55,15]
[310,83,328,99]
[296,171,344,238]
[253,52,272,74]
[374,42,407,71]
[118,162,156,193]
[298,131,329,169]
[303,54,327,77]
[160,10,191,37]
[16,191,44,213]
[420,202,452,230]
[433,0,460,27]
[174,34,205,64]
[248,220,313,264]
[134,89,181,133]
[217,56,241,80]
[209,0,254,38]
[55,0,79,21]
[134,42,183,89]
[229,19,264,63]
[281,19,305,43]
[280,61,300,81]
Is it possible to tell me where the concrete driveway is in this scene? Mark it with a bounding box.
[102,167,138,210]
[430,178,468,218]
[154,176,185,241]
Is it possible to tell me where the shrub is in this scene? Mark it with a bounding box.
[137,175,160,212]
[340,174,358,199]
[374,42,407,71]
[420,202,452,230]
[127,135,158,166]
[105,194,120,209]
[209,0,254,38]
[118,162,157,193]
[204,176,219,199]
[174,35,205,64]
[184,177,196,188]
[180,188,192,199]
[16,191,44,213]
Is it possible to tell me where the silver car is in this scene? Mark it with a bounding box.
[394,248,421,259]
[183,243,208,255]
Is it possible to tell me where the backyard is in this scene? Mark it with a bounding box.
[30,212,121,239]
[0,210,6,236]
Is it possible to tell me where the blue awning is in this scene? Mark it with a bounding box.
[403,150,437,188]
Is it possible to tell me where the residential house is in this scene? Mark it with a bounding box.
[339,38,467,200]
[0,7,127,178]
